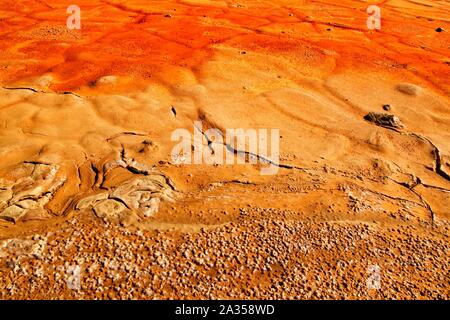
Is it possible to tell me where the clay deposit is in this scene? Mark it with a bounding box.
[0,0,449,299]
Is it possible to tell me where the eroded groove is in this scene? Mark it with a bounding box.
[405,132,450,183]
[24,160,51,165]
[420,183,450,193]
[362,187,423,207]
[106,131,149,142]
[62,91,81,98]
[2,86,40,93]
[411,188,435,225]
[390,162,450,193]
[387,177,435,225]
[77,170,82,190]
[193,120,307,171]
[90,162,101,188]
[171,106,177,118]
[370,125,450,183]
[2,87,82,97]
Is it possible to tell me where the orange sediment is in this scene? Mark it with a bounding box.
[0,0,448,93]
[0,0,449,300]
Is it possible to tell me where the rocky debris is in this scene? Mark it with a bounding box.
[382,104,391,111]
[348,192,371,213]
[0,215,448,300]
[66,265,81,290]
[0,235,47,259]
[364,112,404,129]
[346,189,382,214]
[0,163,66,223]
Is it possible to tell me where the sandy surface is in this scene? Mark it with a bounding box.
[0,0,449,299]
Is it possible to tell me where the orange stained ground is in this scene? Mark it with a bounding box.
[0,0,449,94]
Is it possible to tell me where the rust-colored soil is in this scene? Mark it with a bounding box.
[0,0,449,299]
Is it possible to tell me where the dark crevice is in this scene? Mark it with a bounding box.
[192,120,306,171]
[420,183,450,193]
[408,132,450,182]
[62,91,81,98]
[2,86,39,93]
[24,160,51,165]
[119,144,152,176]
[373,125,450,183]
[90,162,101,188]
[126,166,149,176]
[108,196,132,210]
[2,86,82,98]
[106,131,149,142]
[387,177,435,226]
[171,106,177,118]
[362,187,422,207]
[76,165,83,190]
